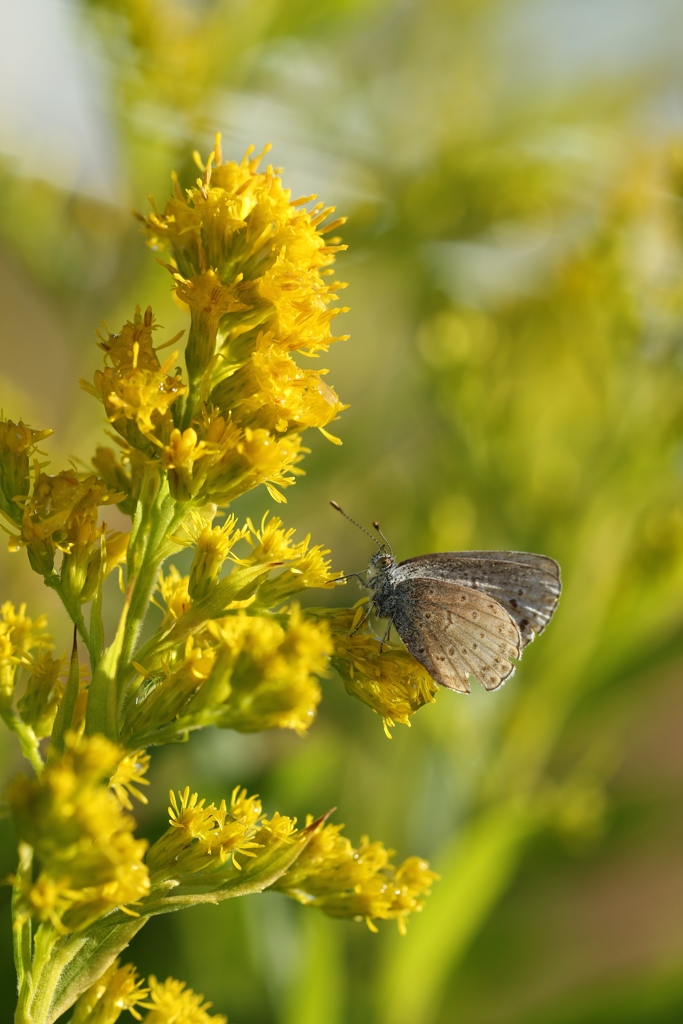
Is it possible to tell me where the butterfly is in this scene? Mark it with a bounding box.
[331,502,561,693]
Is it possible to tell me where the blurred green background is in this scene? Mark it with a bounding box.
[2,1,683,1021]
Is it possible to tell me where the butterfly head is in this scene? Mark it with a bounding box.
[371,551,394,570]
[367,549,395,586]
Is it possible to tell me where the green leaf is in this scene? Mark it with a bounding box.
[23,917,146,1024]
[49,630,80,755]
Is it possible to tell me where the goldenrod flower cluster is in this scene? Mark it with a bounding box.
[274,818,439,935]
[70,960,226,1024]
[8,733,150,933]
[124,602,331,745]
[142,139,348,444]
[143,783,433,936]
[141,976,227,1024]
[0,600,52,693]
[0,419,53,526]
[0,141,438,1024]
[311,608,439,735]
[7,467,126,600]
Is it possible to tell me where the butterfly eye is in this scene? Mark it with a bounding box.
[376,555,392,568]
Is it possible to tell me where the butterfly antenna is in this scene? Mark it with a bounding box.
[330,501,385,549]
[372,520,394,557]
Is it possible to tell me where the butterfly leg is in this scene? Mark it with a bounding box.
[327,571,370,586]
[350,604,373,636]
[378,620,392,653]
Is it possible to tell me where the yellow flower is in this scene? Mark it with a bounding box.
[158,410,306,505]
[0,418,53,526]
[82,306,186,453]
[160,426,208,501]
[8,733,150,931]
[273,819,439,934]
[210,329,346,437]
[12,469,121,579]
[139,975,226,1024]
[205,606,330,734]
[147,786,265,879]
[18,875,81,932]
[187,515,250,600]
[1,600,52,654]
[0,598,52,704]
[243,513,341,604]
[70,959,149,1024]
[156,565,192,626]
[0,627,23,702]
[170,267,250,383]
[110,750,151,810]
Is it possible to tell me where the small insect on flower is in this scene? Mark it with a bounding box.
[330,502,561,693]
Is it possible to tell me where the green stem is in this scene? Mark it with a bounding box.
[116,485,187,713]
[181,377,202,431]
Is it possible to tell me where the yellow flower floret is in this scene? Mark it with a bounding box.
[70,959,149,1023]
[139,975,226,1024]
[244,513,341,604]
[160,410,306,505]
[147,786,265,878]
[156,565,192,625]
[1,600,52,655]
[82,306,186,453]
[187,514,250,600]
[110,750,151,810]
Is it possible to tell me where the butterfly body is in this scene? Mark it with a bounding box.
[364,549,561,693]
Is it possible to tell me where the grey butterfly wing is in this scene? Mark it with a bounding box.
[390,577,522,692]
[396,551,561,647]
